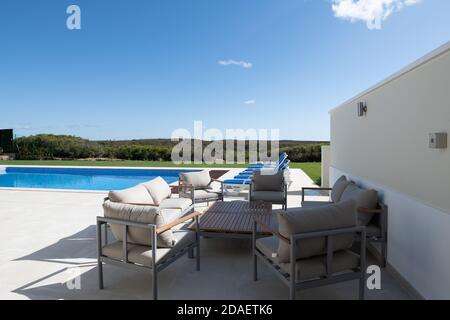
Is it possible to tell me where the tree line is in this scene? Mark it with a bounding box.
[13,134,326,162]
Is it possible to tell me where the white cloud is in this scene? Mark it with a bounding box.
[331,0,421,30]
[244,100,256,105]
[218,59,253,68]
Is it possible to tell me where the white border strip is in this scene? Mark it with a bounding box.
[329,41,450,114]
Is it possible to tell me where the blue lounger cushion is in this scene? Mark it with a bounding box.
[223,179,251,185]
[234,175,253,179]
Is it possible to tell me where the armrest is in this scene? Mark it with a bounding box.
[97,216,155,230]
[156,211,202,235]
[302,187,332,192]
[253,216,290,244]
[301,187,332,202]
[178,183,195,190]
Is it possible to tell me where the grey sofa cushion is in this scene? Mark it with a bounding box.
[252,171,284,192]
[277,199,357,263]
[159,198,192,211]
[180,189,220,200]
[142,177,172,205]
[108,184,154,205]
[340,182,378,226]
[301,201,333,208]
[330,175,350,203]
[251,191,285,202]
[179,171,211,189]
[103,200,175,248]
[102,227,195,268]
[257,236,360,280]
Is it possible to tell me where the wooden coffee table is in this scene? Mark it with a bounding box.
[190,200,273,239]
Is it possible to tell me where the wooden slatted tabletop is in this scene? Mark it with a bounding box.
[190,200,273,238]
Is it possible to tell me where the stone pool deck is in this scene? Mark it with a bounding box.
[0,169,412,300]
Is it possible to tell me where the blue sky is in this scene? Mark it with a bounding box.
[0,0,449,140]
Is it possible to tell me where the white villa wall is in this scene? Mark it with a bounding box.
[329,42,450,299]
[321,145,330,188]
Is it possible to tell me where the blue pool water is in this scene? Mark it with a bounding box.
[0,167,199,191]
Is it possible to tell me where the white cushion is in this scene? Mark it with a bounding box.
[142,177,172,205]
[179,171,211,189]
[103,200,174,247]
[108,184,154,205]
[159,198,193,211]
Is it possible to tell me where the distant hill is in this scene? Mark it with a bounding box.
[96,139,329,148]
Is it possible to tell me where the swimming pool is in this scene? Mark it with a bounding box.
[0,167,199,191]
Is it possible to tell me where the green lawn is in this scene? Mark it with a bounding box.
[291,162,321,185]
[0,160,321,183]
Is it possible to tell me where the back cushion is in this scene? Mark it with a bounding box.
[142,177,172,205]
[253,171,284,192]
[277,199,357,263]
[103,200,174,247]
[330,175,350,203]
[340,183,378,226]
[108,184,154,205]
[179,171,211,189]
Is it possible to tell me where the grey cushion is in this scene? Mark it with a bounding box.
[251,191,285,202]
[252,171,284,192]
[102,227,194,268]
[330,175,350,203]
[340,182,378,226]
[301,201,333,208]
[159,198,192,211]
[277,199,357,263]
[108,184,154,205]
[179,171,211,189]
[103,200,175,248]
[180,189,220,200]
[142,177,172,205]
[257,236,360,280]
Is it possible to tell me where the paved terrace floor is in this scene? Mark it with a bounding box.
[0,169,412,300]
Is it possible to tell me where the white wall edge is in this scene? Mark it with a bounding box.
[329,41,450,115]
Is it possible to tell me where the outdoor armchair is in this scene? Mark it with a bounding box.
[252,199,367,300]
[96,176,199,300]
[249,171,288,210]
[178,170,224,206]
[301,175,387,267]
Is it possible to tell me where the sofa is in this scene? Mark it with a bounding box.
[97,176,199,299]
[301,175,388,267]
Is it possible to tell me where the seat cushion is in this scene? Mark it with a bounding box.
[102,227,195,268]
[252,171,284,192]
[301,201,333,208]
[179,171,211,189]
[251,191,285,202]
[340,183,378,226]
[142,177,172,205]
[330,175,350,203]
[277,199,357,263]
[180,189,220,200]
[256,236,360,280]
[108,184,154,205]
[159,198,193,211]
[103,200,174,248]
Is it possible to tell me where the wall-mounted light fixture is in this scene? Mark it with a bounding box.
[429,132,447,149]
[357,102,367,117]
